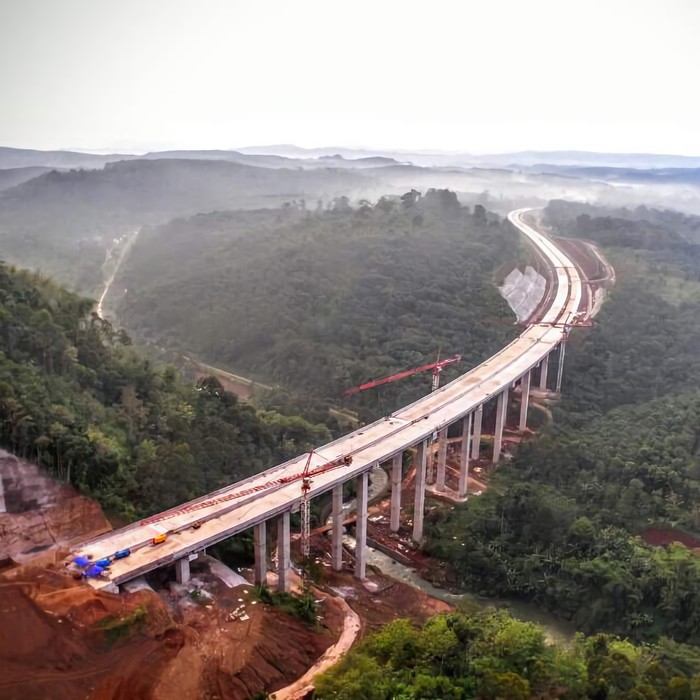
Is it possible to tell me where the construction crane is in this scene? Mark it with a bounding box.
[343,354,462,397]
[140,450,353,539]
[300,451,353,557]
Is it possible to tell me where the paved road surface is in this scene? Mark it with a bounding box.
[77,208,583,589]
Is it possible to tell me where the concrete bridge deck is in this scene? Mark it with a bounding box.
[75,208,584,590]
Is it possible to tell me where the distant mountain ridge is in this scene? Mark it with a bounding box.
[4,144,700,172]
[0,146,402,172]
[0,166,54,191]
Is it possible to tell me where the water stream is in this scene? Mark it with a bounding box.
[336,467,575,645]
[361,542,575,645]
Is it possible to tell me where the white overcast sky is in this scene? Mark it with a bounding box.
[1,0,699,154]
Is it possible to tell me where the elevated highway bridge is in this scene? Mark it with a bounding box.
[75,208,587,592]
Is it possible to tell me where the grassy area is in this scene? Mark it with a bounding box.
[255,584,319,626]
[95,604,148,642]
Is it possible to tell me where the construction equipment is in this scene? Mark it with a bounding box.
[300,451,353,557]
[76,451,354,569]
[343,354,462,397]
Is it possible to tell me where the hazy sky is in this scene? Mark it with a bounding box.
[1,0,699,154]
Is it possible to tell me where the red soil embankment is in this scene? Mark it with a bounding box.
[641,528,700,550]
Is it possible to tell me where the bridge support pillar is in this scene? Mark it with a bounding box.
[390,452,402,532]
[556,342,566,393]
[277,511,291,592]
[355,471,369,580]
[519,370,531,431]
[493,388,508,464]
[412,439,427,543]
[458,412,472,497]
[175,557,190,584]
[254,521,267,586]
[436,429,448,492]
[471,405,483,460]
[331,483,343,571]
[539,354,549,390]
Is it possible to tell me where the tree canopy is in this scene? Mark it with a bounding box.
[114,193,523,423]
[0,262,327,519]
[425,202,700,645]
[315,609,700,699]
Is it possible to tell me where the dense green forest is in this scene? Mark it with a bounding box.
[425,203,700,645]
[0,159,373,293]
[0,262,329,519]
[316,609,700,699]
[114,192,522,421]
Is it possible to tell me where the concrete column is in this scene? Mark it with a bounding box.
[519,370,531,432]
[539,354,549,390]
[471,405,483,460]
[277,511,291,592]
[436,429,448,492]
[390,452,402,532]
[174,557,190,584]
[556,342,566,393]
[355,471,369,580]
[331,483,343,571]
[493,388,508,464]
[412,440,427,543]
[458,412,472,497]
[427,432,437,485]
[254,521,267,586]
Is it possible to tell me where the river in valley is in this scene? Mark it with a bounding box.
[334,467,576,645]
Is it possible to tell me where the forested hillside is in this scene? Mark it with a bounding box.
[0,159,373,293]
[114,192,522,420]
[426,203,700,645]
[316,609,700,699]
[0,262,328,519]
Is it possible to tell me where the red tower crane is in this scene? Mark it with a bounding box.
[343,355,462,397]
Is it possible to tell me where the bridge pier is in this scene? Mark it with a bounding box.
[412,439,427,542]
[519,370,531,431]
[254,521,267,586]
[331,483,343,571]
[436,429,448,492]
[174,557,190,584]
[493,388,508,464]
[539,354,549,390]
[390,452,402,532]
[471,405,483,460]
[556,342,566,393]
[458,412,472,497]
[355,471,369,579]
[277,511,291,592]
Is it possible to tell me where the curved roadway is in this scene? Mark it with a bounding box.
[78,208,583,589]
